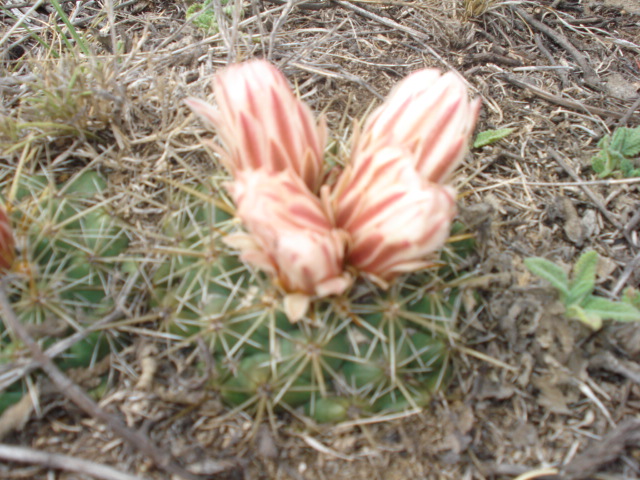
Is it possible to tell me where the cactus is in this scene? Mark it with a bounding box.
[0,169,130,413]
[0,169,472,422]
[151,179,472,423]
[0,59,480,425]
[186,60,480,316]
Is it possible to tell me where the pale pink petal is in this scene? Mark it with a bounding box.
[229,169,351,318]
[283,293,311,323]
[315,275,352,297]
[332,148,457,282]
[186,60,326,192]
[223,232,277,275]
[354,68,480,184]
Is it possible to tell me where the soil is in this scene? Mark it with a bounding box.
[0,0,640,479]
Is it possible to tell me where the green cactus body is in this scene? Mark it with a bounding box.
[1,170,130,409]
[148,179,476,423]
[154,183,471,422]
[0,168,472,424]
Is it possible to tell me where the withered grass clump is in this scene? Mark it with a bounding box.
[1,56,123,152]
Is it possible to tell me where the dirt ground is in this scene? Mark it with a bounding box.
[1,0,640,479]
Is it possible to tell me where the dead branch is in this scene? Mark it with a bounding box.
[0,443,146,480]
[513,7,600,89]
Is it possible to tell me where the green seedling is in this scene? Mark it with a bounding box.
[591,126,640,178]
[473,127,513,148]
[525,251,640,329]
[186,0,236,34]
[49,0,92,56]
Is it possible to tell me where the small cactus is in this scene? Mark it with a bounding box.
[168,60,480,422]
[0,169,130,413]
[151,181,472,422]
[0,59,479,428]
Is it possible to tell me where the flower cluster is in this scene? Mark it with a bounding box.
[187,60,480,321]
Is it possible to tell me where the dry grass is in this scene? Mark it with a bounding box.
[1,0,640,479]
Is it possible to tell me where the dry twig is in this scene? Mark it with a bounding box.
[0,443,146,480]
[617,95,640,127]
[331,0,456,72]
[513,7,600,88]
[500,74,637,120]
[590,352,640,386]
[561,418,640,479]
[546,148,623,229]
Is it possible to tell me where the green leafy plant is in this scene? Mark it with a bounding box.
[525,251,640,329]
[591,126,640,178]
[186,0,236,33]
[473,127,513,148]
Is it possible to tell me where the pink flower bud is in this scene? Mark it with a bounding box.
[354,69,480,184]
[225,169,351,321]
[186,60,327,192]
[330,147,456,284]
[0,205,15,274]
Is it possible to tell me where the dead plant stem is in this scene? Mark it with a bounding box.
[0,443,147,480]
[546,148,623,230]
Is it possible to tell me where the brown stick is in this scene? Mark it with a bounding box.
[617,95,640,127]
[0,443,146,480]
[546,148,623,230]
[561,418,640,479]
[513,7,600,88]
[534,33,569,87]
[500,74,638,121]
[0,280,204,480]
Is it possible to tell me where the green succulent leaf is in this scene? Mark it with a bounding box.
[524,257,570,299]
[594,149,624,178]
[307,397,351,423]
[473,128,514,148]
[590,152,607,176]
[64,170,107,198]
[568,250,598,305]
[581,296,640,323]
[597,134,611,149]
[619,156,640,178]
